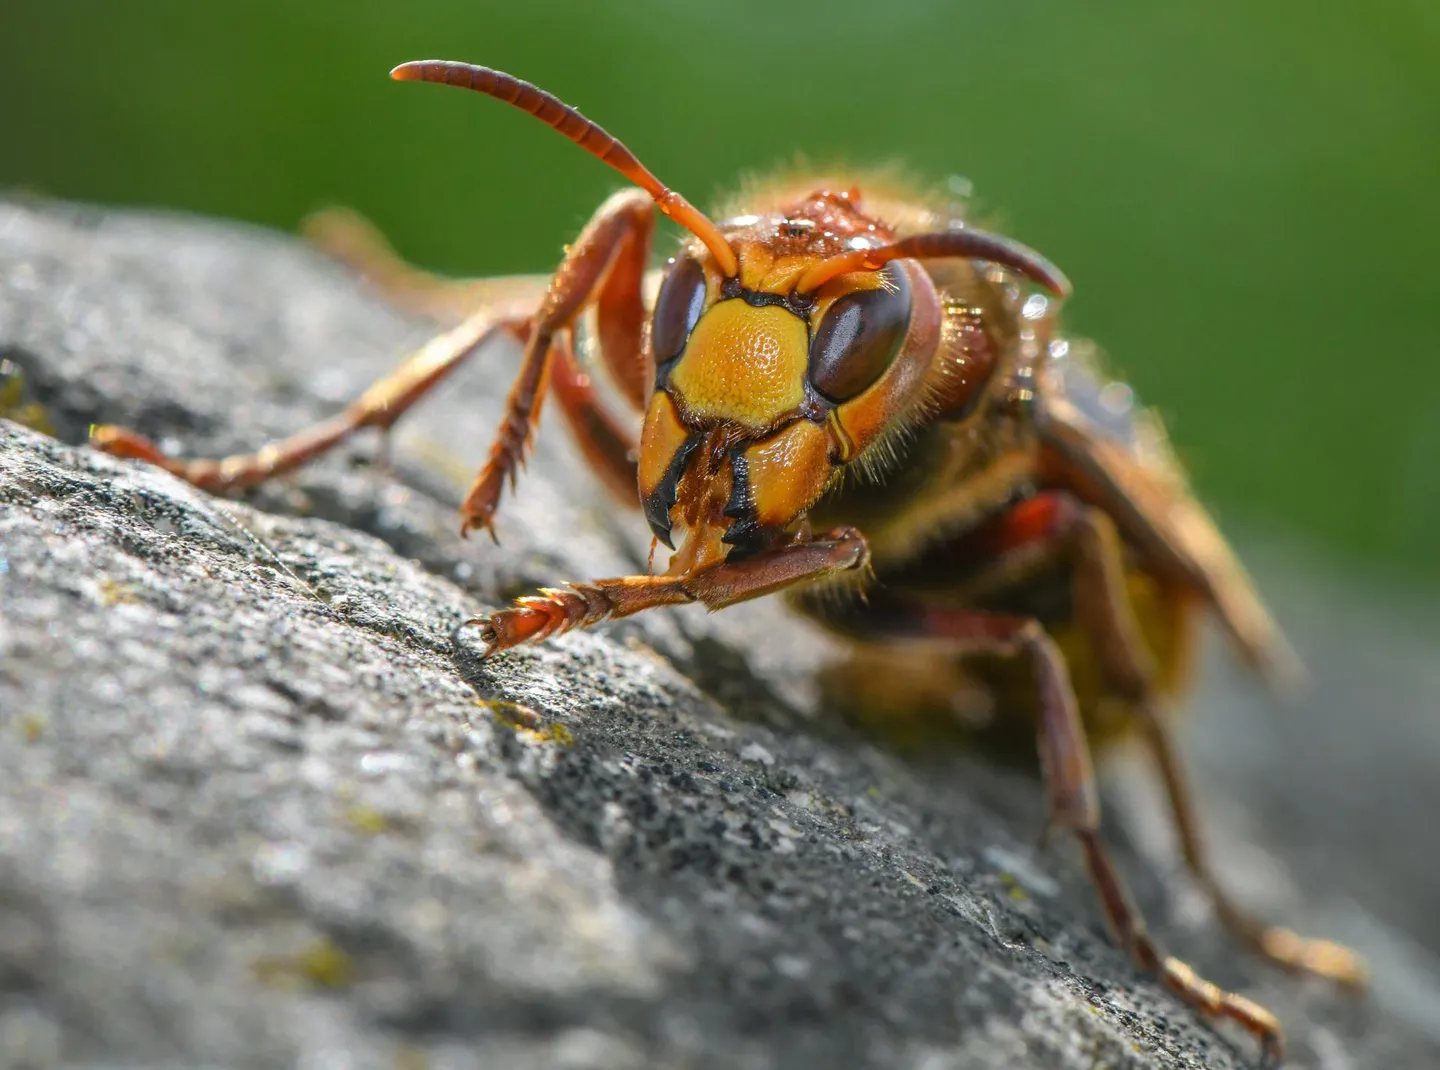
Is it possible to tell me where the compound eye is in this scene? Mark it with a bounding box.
[651,256,709,364]
[807,263,912,403]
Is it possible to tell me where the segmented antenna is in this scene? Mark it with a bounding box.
[391,60,739,277]
[794,228,1070,297]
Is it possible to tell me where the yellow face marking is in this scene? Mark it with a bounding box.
[667,302,808,430]
[742,419,834,527]
[735,243,813,294]
[737,245,777,292]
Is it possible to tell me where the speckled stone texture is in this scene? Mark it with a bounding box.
[1,200,1438,1069]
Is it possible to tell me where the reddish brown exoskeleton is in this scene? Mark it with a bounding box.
[92,59,1367,1060]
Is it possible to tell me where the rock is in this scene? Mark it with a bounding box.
[0,199,1436,1069]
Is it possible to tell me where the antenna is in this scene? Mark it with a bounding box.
[794,228,1069,297]
[391,60,739,277]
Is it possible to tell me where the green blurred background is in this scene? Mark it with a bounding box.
[3,1,1437,581]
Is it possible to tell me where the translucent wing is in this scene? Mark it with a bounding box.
[1039,339,1302,693]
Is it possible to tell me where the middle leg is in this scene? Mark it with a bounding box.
[91,306,526,493]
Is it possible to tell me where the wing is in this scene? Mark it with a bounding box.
[1037,339,1302,693]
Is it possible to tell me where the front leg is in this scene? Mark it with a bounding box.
[467,528,869,656]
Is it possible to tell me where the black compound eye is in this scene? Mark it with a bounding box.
[807,263,912,403]
[651,257,708,365]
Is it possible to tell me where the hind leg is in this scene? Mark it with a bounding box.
[303,206,536,324]
[1046,493,1367,989]
[948,491,1366,988]
[879,489,1365,987]
[828,592,1288,1062]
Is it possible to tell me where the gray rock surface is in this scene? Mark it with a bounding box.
[1,199,1437,1069]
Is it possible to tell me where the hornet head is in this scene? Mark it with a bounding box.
[391,61,1068,573]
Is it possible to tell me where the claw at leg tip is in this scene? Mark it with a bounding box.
[458,519,487,542]
[458,513,499,544]
[453,615,501,658]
